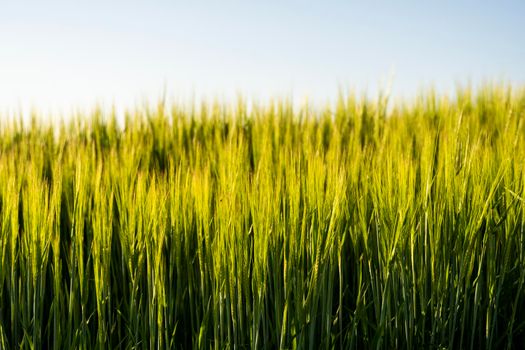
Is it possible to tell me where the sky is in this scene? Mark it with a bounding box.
[0,1,524,116]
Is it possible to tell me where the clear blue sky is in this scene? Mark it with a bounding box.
[1,0,524,114]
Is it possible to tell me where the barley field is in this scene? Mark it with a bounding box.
[0,85,524,349]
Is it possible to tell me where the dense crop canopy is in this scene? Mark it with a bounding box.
[0,85,525,349]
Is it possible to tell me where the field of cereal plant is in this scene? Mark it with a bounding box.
[0,85,525,349]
